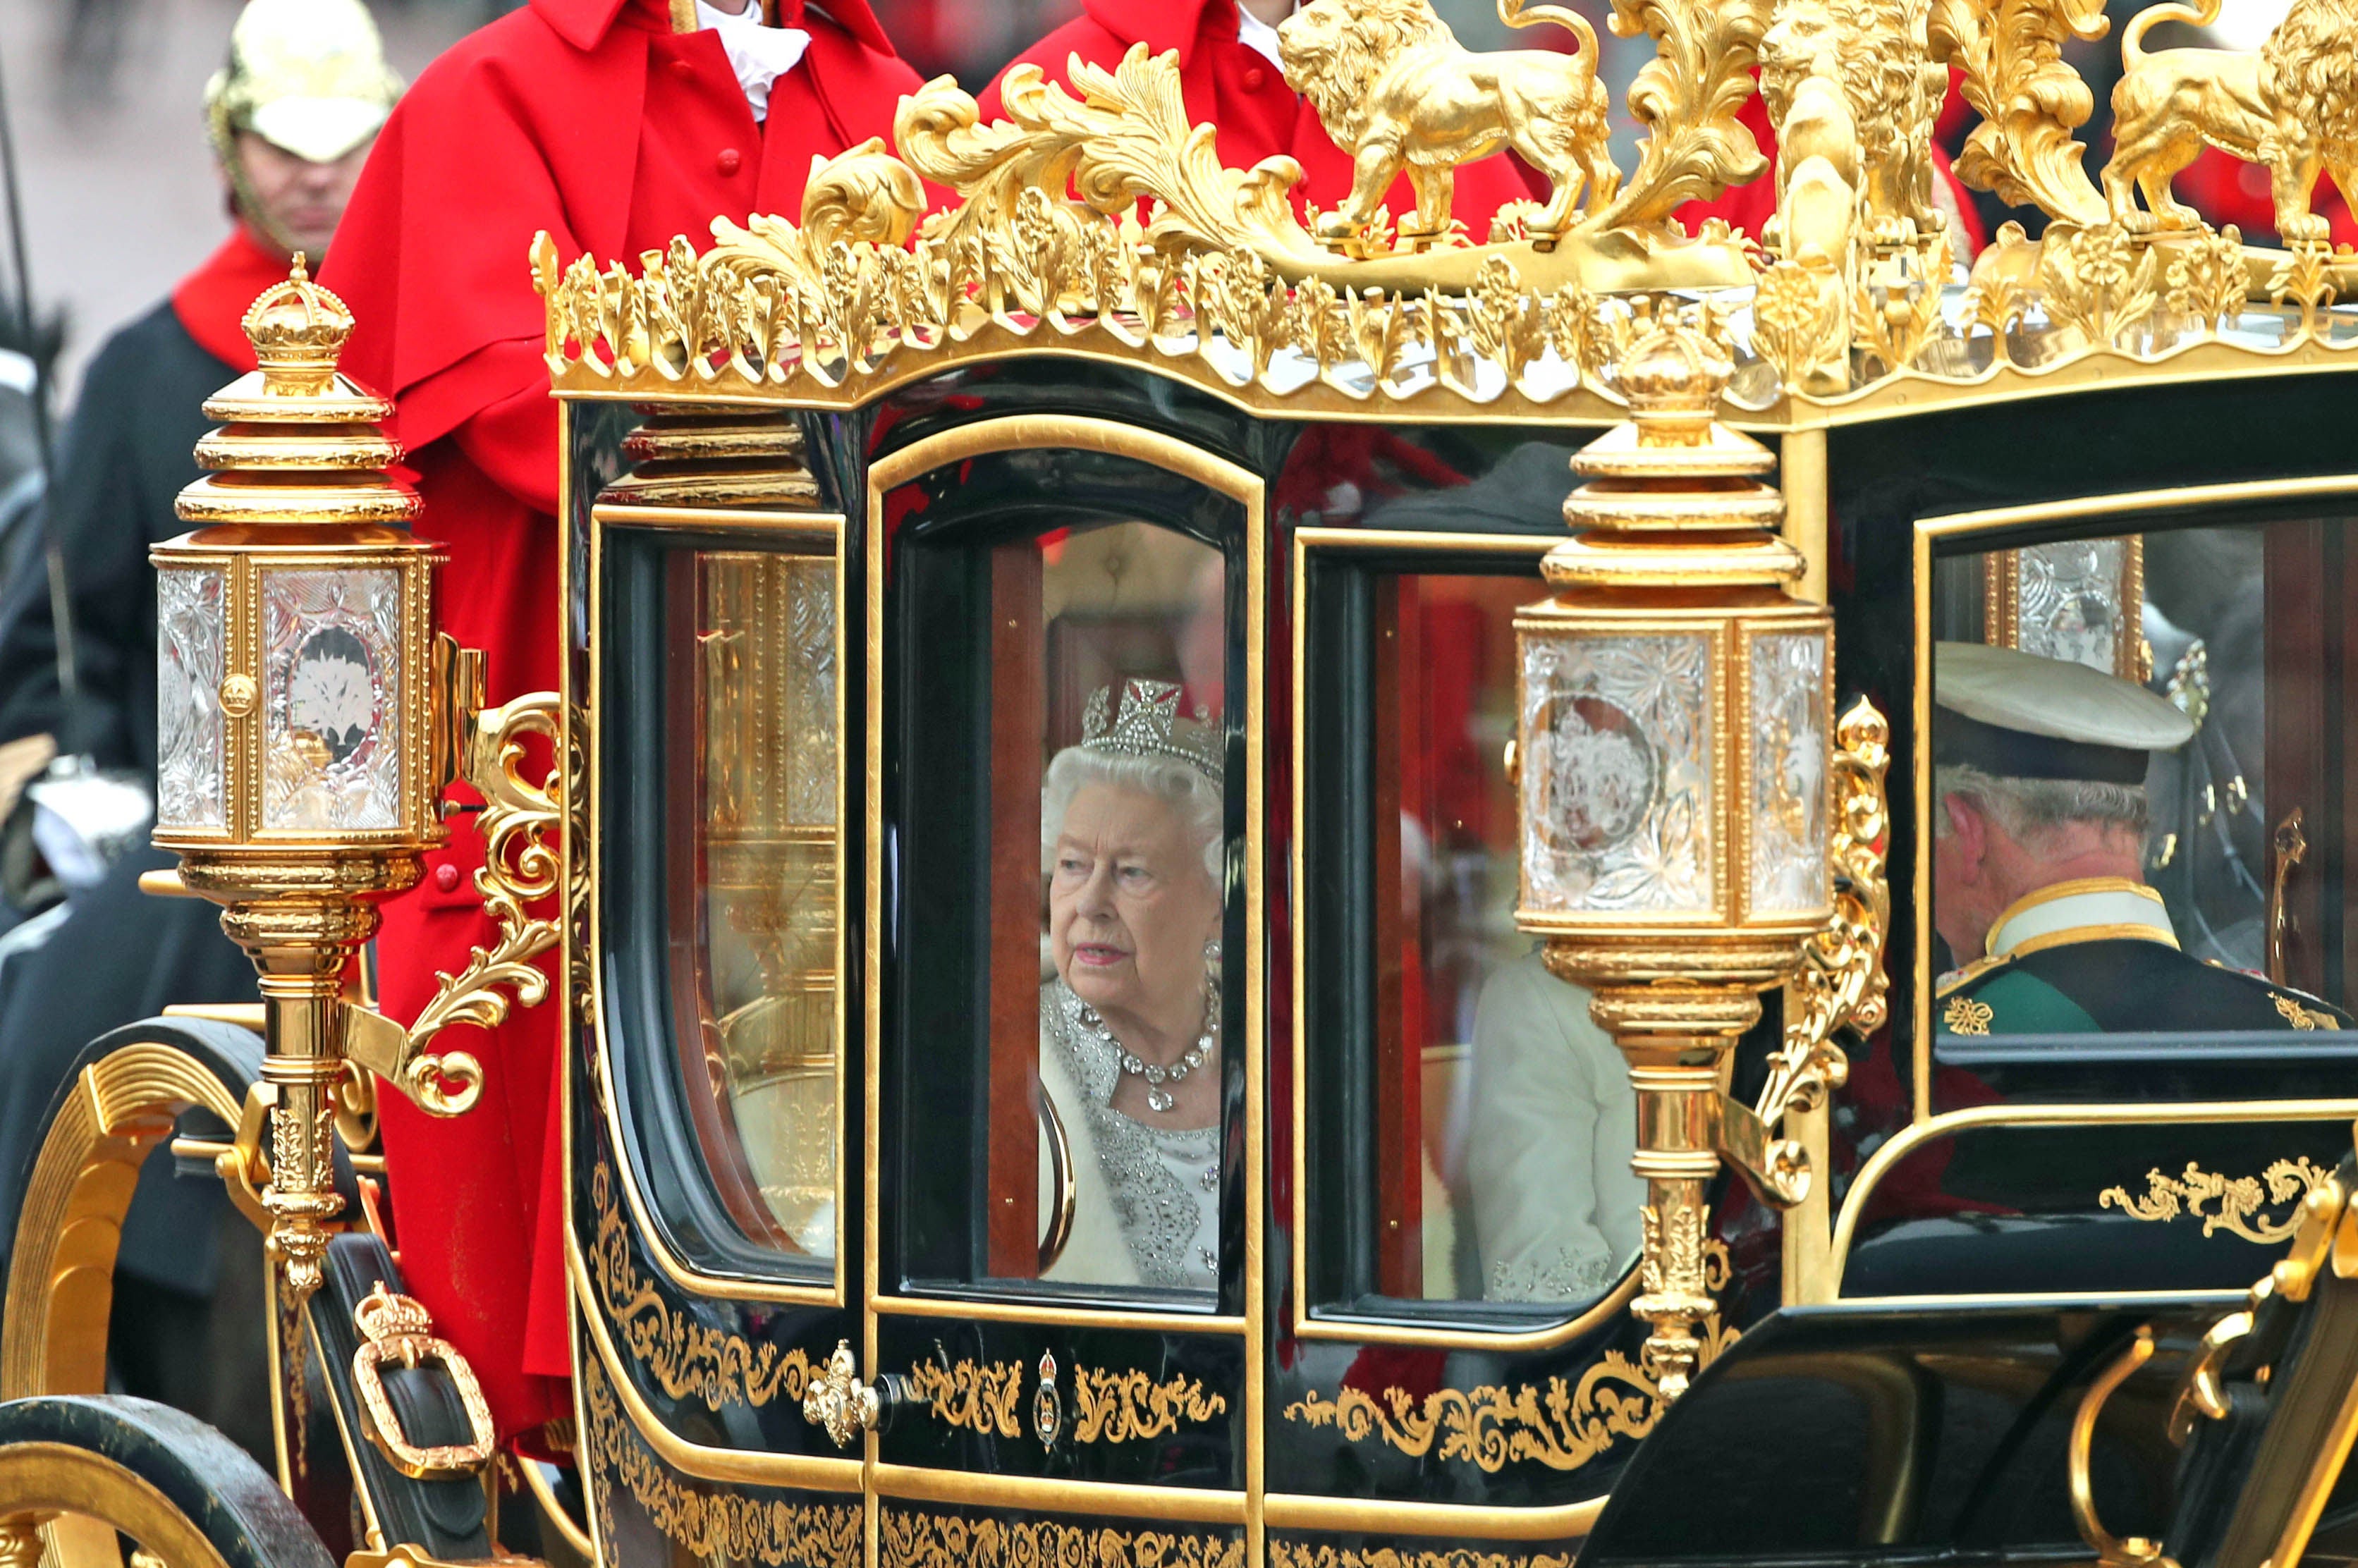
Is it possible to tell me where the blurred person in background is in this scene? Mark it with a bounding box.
[318,0,922,1462]
[975,0,1542,233]
[0,0,399,1464]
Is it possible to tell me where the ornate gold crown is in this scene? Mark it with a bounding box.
[242,255,355,393]
[1081,680,1222,782]
[353,1281,437,1352]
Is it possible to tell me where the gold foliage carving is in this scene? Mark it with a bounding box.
[1928,0,2110,224]
[1584,0,1776,232]
[2037,223,2161,348]
[879,1507,1241,1568]
[906,1358,1024,1437]
[1271,1546,1575,1568]
[2100,1157,2333,1244]
[587,1159,815,1409]
[582,1355,860,1568]
[1072,1366,1228,1443]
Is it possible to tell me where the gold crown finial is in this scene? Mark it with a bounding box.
[1613,310,1735,446]
[241,255,357,396]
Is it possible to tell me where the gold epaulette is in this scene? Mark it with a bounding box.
[1936,954,2012,998]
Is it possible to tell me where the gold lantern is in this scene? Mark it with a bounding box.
[152,260,558,1321]
[1515,311,1885,1399]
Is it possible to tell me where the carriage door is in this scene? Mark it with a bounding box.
[865,417,1262,1565]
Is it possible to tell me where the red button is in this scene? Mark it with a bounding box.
[672,59,695,77]
[717,147,743,176]
[1242,66,1268,90]
[434,863,460,893]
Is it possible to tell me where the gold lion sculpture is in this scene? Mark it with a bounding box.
[1276,0,1621,245]
[2101,0,2358,242]
[1758,0,1946,252]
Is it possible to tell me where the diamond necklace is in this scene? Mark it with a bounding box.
[1073,986,1219,1113]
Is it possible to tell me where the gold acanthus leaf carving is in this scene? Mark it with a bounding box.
[582,1355,861,1568]
[2037,223,2161,348]
[897,49,1321,269]
[1071,1366,1229,1443]
[2099,1157,2332,1244]
[587,1160,816,1409]
[1582,0,1775,233]
[1271,1546,1574,1568]
[1927,0,2110,225]
[905,1359,1025,1437]
[879,1507,1242,1568]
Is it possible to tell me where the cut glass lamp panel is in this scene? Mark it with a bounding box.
[261,567,403,831]
[1521,631,1715,916]
[2017,539,2127,673]
[156,565,226,829]
[1749,630,1832,918]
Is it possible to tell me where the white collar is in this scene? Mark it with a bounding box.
[695,0,811,121]
[1236,2,1293,71]
[1986,876,2178,960]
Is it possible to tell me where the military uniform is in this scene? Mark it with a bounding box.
[1934,876,2350,1036]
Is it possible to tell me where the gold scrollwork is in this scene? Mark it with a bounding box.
[1754,698,1890,1163]
[2099,1157,2333,1244]
[582,1354,860,1568]
[879,1507,1242,1568]
[1929,0,2110,225]
[586,1159,817,1409]
[1071,1366,1228,1443]
[1271,1545,1575,1568]
[1282,1249,1736,1475]
[905,1358,1023,1438]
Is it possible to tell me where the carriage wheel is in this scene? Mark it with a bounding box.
[0,1395,331,1568]
[1,1022,260,1406]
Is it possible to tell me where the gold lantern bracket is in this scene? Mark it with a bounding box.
[344,639,561,1118]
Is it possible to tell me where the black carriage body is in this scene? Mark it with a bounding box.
[559,347,2358,1568]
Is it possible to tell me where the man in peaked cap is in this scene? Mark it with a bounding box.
[0,0,398,1466]
[1930,641,2349,1036]
[318,0,922,1452]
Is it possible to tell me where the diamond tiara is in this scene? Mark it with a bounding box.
[1081,679,1223,781]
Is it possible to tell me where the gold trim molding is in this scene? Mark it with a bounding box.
[2099,1157,2332,1244]
[586,1159,816,1409]
[1270,1543,1574,1568]
[878,1504,1242,1568]
[581,1354,860,1568]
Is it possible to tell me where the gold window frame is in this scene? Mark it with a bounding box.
[860,416,1266,1528]
[1825,474,2358,1309]
[580,498,853,1310]
[1285,527,1642,1351]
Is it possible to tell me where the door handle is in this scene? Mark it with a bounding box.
[802,1340,884,1447]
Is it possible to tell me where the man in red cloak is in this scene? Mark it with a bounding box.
[318,0,920,1450]
[976,0,1542,233]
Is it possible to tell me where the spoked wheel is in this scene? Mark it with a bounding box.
[0,1396,331,1568]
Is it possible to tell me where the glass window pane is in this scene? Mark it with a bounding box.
[893,498,1234,1306]
[675,547,841,1264]
[1929,519,2353,1055]
[1308,563,1642,1316]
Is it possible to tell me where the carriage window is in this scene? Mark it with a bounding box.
[1930,518,2356,1060]
[895,506,1235,1303]
[670,546,842,1265]
[1301,551,1640,1321]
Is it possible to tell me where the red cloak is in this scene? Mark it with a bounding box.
[172,226,295,372]
[317,0,917,1445]
[975,0,1543,234]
